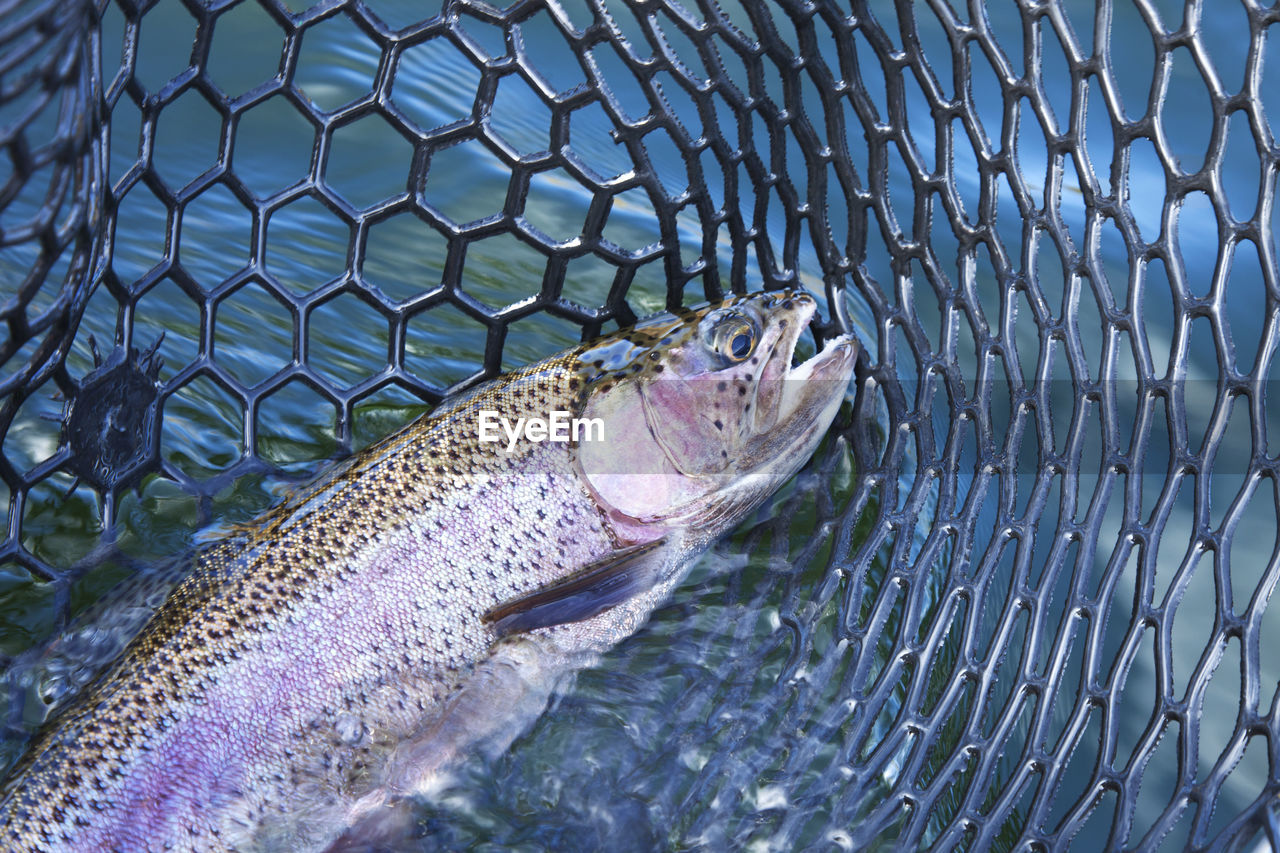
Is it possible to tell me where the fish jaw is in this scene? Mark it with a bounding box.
[763,331,859,463]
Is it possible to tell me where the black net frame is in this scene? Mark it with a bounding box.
[1,0,1278,849]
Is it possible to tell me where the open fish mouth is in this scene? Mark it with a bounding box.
[789,334,857,380]
[762,293,856,380]
[757,294,858,426]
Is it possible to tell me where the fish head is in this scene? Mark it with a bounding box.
[574,289,858,540]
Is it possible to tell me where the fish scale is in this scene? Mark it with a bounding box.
[4,365,616,850]
[1,364,617,848]
[0,290,857,851]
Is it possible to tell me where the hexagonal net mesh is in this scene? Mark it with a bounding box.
[2,0,1279,849]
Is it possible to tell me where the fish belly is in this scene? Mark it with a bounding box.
[2,456,615,851]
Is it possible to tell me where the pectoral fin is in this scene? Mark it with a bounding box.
[483,539,667,638]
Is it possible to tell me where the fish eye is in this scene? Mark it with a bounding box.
[712,315,758,363]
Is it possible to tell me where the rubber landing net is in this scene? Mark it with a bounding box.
[1,0,1278,849]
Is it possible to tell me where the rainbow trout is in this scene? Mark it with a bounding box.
[0,290,857,850]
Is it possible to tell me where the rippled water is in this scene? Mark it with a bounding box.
[1,1,1273,849]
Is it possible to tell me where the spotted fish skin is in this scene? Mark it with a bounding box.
[0,290,857,851]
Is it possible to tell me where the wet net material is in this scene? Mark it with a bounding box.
[2,0,1279,849]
